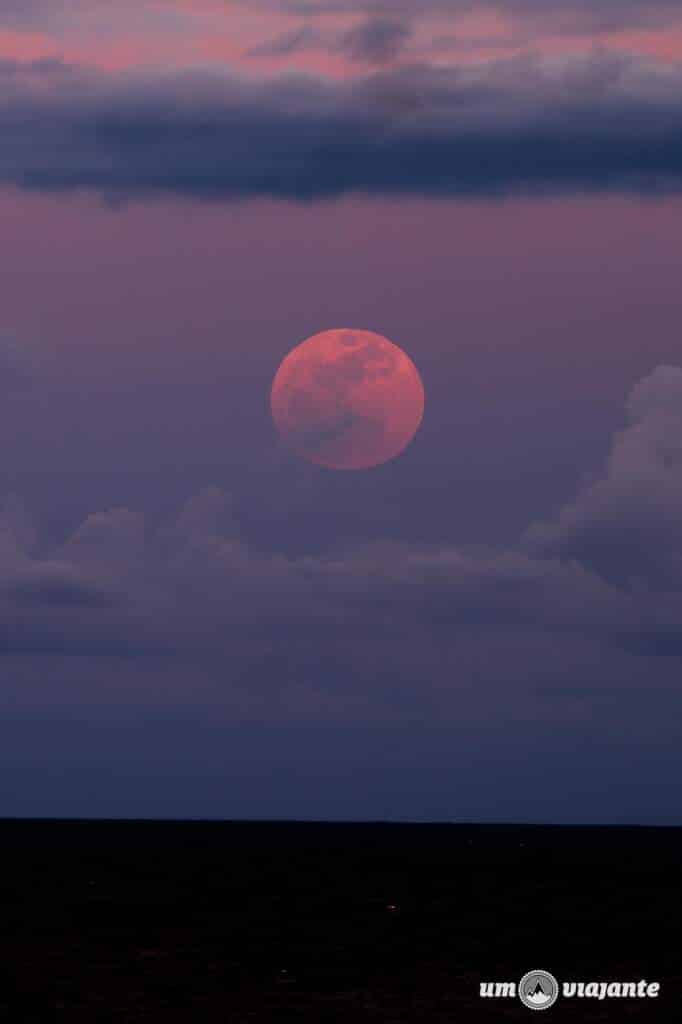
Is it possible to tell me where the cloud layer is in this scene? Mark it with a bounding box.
[3,52,682,201]
[246,0,682,34]
[2,366,682,726]
[6,0,681,31]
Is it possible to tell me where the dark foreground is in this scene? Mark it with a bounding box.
[1,820,680,1022]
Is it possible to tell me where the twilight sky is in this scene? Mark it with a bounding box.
[2,0,682,823]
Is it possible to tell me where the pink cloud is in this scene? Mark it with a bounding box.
[3,1,682,77]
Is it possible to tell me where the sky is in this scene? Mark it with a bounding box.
[2,0,682,823]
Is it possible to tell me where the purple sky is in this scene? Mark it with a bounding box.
[2,2,682,822]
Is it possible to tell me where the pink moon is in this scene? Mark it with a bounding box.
[271,328,425,470]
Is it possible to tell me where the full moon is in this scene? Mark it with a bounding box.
[271,328,425,470]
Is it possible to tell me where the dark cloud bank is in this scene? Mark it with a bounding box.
[3,52,682,200]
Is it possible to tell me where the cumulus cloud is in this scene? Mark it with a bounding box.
[525,366,682,589]
[2,53,682,201]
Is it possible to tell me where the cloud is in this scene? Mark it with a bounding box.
[3,53,682,202]
[525,365,682,589]
[0,0,195,38]
[5,0,681,35]
[246,26,323,58]
[0,0,66,29]
[248,16,412,66]
[248,0,682,35]
[8,564,120,609]
[3,355,682,706]
[1,366,682,726]
[337,18,412,64]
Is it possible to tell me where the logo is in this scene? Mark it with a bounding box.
[518,970,559,1011]
[480,971,660,1007]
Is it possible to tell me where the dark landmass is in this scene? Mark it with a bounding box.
[1,820,680,1021]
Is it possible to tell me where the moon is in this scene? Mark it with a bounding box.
[271,328,424,470]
